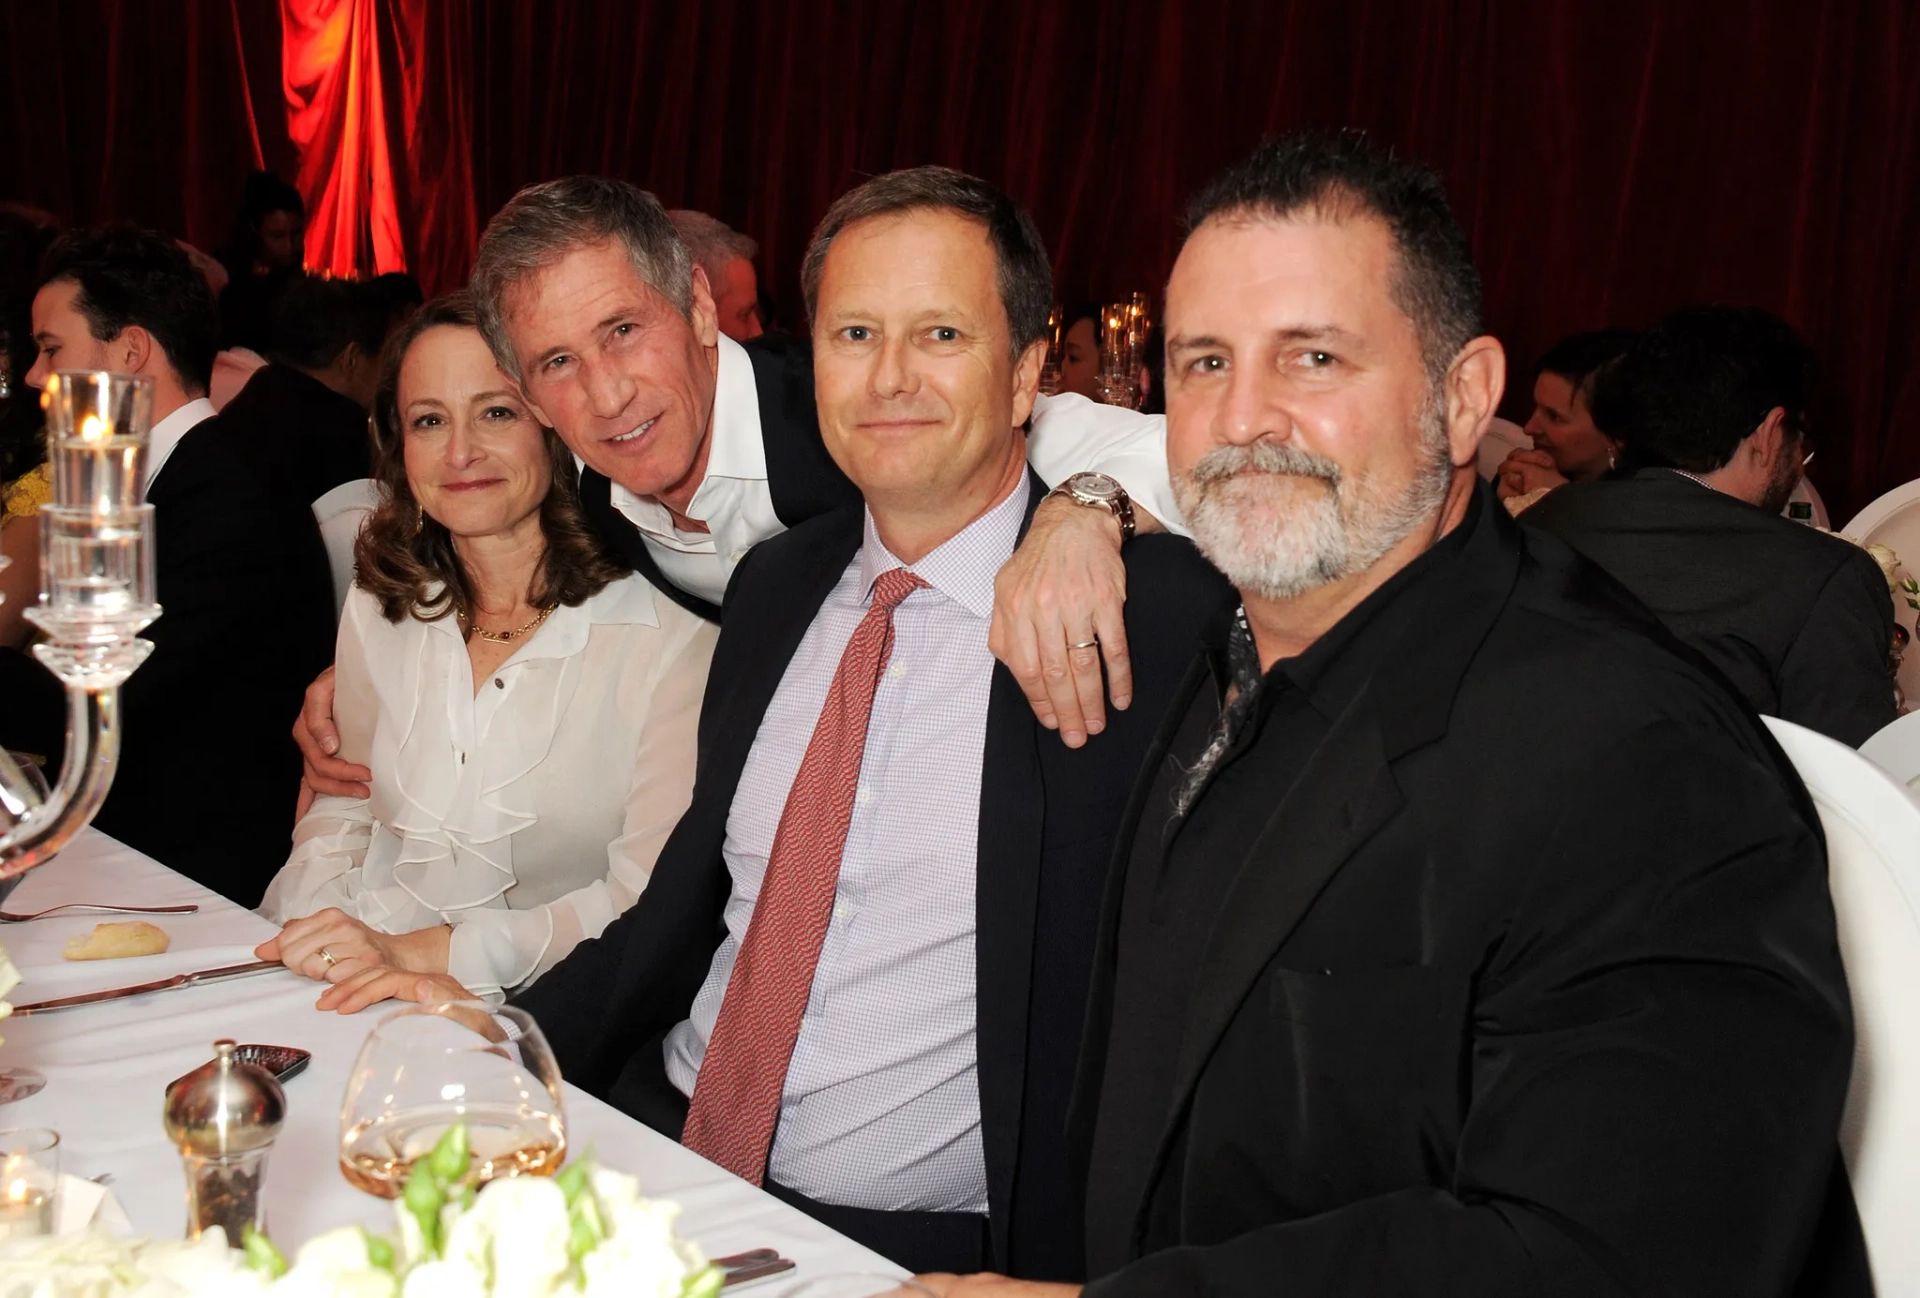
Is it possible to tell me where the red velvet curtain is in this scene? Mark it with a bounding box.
[0,0,289,252]
[3,2,1917,519]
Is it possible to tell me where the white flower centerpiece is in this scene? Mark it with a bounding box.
[0,1123,723,1298]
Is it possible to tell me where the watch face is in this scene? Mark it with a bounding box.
[1068,471,1122,501]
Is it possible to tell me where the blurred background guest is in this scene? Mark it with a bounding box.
[1495,327,1638,501]
[0,226,335,903]
[0,206,59,654]
[667,209,763,341]
[215,170,306,354]
[1523,306,1895,745]
[258,293,716,1004]
[1056,302,1101,400]
[215,274,410,614]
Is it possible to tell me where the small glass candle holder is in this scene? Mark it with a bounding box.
[0,1127,58,1238]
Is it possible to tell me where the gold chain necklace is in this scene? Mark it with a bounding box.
[459,604,556,644]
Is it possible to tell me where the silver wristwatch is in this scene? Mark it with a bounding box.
[1048,472,1136,542]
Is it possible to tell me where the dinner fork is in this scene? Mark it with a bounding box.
[0,901,200,922]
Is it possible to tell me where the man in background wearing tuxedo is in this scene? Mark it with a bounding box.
[1523,306,1895,746]
[296,175,1180,797]
[1,228,334,904]
[324,167,1234,1280]
[925,133,1863,1298]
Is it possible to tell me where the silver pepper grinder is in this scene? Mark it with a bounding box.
[162,1040,286,1245]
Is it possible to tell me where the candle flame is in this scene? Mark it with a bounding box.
[79,413,108,444]
[5,1177,26,1203]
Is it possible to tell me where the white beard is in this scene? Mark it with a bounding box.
[1173,405,1451,601]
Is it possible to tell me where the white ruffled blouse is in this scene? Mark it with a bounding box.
[259,573,717,998]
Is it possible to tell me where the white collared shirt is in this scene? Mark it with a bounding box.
[663,474,1031,1214]
[605,335,1184,607]
[145,397,217,491]
[260,573,719,999]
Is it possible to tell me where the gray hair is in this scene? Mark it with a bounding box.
[471,176,693,382]
[666,209,759,287]
[800,166,1053,361]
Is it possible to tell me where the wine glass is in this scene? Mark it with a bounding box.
[781,1278,935,1297]
[338,1000,565,1198]
[0,753,51,1104]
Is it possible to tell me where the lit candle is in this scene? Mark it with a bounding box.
[0,1167,52,1237]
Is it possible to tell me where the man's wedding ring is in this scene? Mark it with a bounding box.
[1069,639,1099,650]
[320,948,338,969]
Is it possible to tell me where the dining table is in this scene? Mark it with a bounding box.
[0,828,903,1288]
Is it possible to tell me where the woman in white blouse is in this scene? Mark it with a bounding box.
[256,293,716,1007]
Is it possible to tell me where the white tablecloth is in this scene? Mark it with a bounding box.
[0,830,901,1286]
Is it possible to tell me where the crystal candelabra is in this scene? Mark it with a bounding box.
[1094,292,1151,411]
[0,372,159,1100]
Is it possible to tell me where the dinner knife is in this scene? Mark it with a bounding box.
[8,960,288,1016]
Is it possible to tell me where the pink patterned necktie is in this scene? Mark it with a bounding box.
[681,566,928,1184]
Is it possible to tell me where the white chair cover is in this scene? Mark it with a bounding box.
[1763,715,1920,1291]
[312,477,380,623]
[1859,709,1920,791]
[1474,417,1531,481]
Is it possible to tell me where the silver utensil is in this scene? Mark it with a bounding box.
[721,1259,794,1290]
[9,960,286,1015]
[0,902,200,922]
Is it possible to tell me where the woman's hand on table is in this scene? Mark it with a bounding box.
[918,1276,1081,1297]
[256,909,451,988]
[313,967,472,1015]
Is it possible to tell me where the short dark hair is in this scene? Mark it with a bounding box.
[1534,328,1639,404]
[1184,131,1484,382]
[39,226,219,393]
[356,292,630,625]
[1589,305,1814,475]
[269,276,404,371]
[801,166,1052,360]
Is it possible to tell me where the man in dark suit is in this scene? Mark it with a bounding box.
[926,135,1863,1298]
[295,174,1187,802]
[3,228,335,905]
[216,275,394,509]
[339,169,1232,1279]
[1522,306,1895,746]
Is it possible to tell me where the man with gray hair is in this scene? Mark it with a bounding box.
[667,208,763,341]
[297,171,1184,791]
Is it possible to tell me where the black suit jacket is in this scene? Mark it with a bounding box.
[0,410,336,905]
[514,472,1234,1279]
[1523,468,1896,746]
[214,362,373,508]
[1074,490,1866,1297]
[577,333,860,623]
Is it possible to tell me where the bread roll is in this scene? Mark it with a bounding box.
[61,920,170,961]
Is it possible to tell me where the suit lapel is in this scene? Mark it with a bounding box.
[975,665,1044,1263]
[577,467,725,624]
[971,469,1052,1265]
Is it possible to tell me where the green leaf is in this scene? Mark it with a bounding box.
[555,1160,590,1204]
[240,1225,289,1279]
[403,1161,446,1255]
[365,1233,397,1271]
[681,1265,725,1298]
[427,1121,471,1185]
